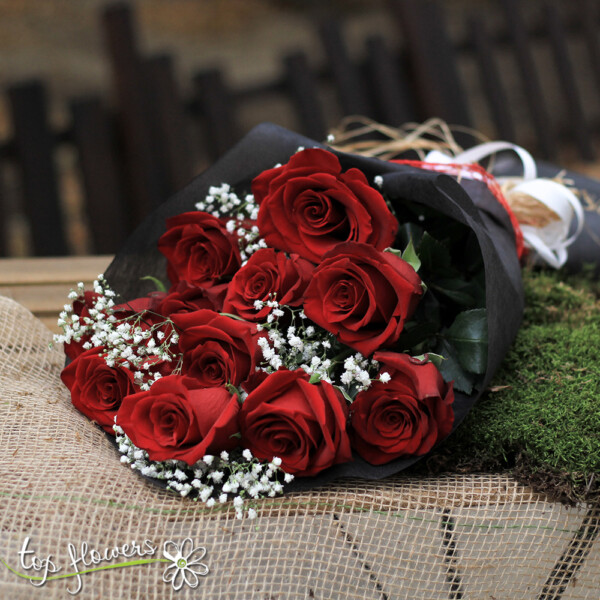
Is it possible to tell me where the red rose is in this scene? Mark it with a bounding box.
[63,291,101,360]
[252,148,398,262]
[158,211,241,287]
[350,352,454,465]
[117,375,240,464]
[61,346,138,434]
[240,369,352,476]
[158,280,227,316]
[222,248,313,321]
[172,309,260,388]
[303,242,423,356]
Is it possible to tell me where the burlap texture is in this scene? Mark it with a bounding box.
[1,295,598,599]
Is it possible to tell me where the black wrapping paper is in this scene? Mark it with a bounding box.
[104,123,524,491]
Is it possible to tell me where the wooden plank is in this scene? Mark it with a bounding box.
[144,54,194,193]
[0,256,112,285]
[319,18,372,117]
[0,167,7,257]
[389,0,472,127]
[70,96,128,253]
[283,51,327,142]
[468,14,516,142]
[7,80,68,256]
[578,0,600,96]
[102,3,165,226]
[194,68,240,160]
[364,35,415,126]
[0,283,97,313]
[544,1,595,161]
[499,0,556,159]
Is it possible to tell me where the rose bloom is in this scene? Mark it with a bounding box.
[303,242,423,356]
[252,148,397,263]
[158,280,227,316]
[117,375,240,464]
[350,352,454,465]
[172,309,261,388]
[158,211,241,287]
[222,248,313,321]
[61,346,138,434]
[240,369,352,477]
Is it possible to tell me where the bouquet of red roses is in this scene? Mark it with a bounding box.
[57,124,523,515]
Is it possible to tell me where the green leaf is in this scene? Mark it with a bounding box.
[417,232,453,274]
[435,339,476,394]
[219,312,247,321]
[430,279,476,307]
[226,383,243,402]
[140,275,166,293]
[309,373,322,384]
[443,309,488,375]
[425,352,445,369]
[336,386,355,404]
[401,238,421,273]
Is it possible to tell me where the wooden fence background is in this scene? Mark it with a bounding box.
[2,0,600,257]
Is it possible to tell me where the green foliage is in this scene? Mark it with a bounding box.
[423,267,600,501]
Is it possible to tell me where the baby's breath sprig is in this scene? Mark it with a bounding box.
[195,183,266,264]
[54,276,183,390]
[114,424,293,519]
[253,299,381,399]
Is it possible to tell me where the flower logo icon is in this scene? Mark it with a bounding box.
[162,538,209,590]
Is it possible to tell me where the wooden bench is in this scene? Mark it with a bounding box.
[0,256,112,331]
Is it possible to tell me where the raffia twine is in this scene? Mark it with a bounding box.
[327,116,566,229]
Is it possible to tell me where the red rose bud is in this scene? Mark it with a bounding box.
[303,242,423,356]
[158,211,241,287]
[222,248,313,321]
[117,375,240,464]
[350,352,454,465]
[60,346,138,434]
[158,280,227,316]
[172,309,261,388]
[253,148,398,263]
[240,369,352,477]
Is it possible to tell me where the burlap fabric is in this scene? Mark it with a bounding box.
[1,295,598,599]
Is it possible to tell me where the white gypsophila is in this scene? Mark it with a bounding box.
[54,276,183,391]
[114,425,293,518]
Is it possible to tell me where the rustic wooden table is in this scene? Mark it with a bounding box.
[0,255,113,331]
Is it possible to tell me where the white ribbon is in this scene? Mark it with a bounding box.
[425,142,584,268]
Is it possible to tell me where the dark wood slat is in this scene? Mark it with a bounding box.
[364,35,415,126]
[0,168,7,257]
[144,54,194,193]
[389,0,472,127]
[468,14,516,142]
[7,80,68,256]
[577,0,600,98]
[544,1,595,161]
[102,3,165,226]
[499,0,556,159]
[283,51,327,142]
[194,68,240,160]
[319,18,372,117]
[70,96,128,254]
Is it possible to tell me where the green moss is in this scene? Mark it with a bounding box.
[418,267,600,503]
